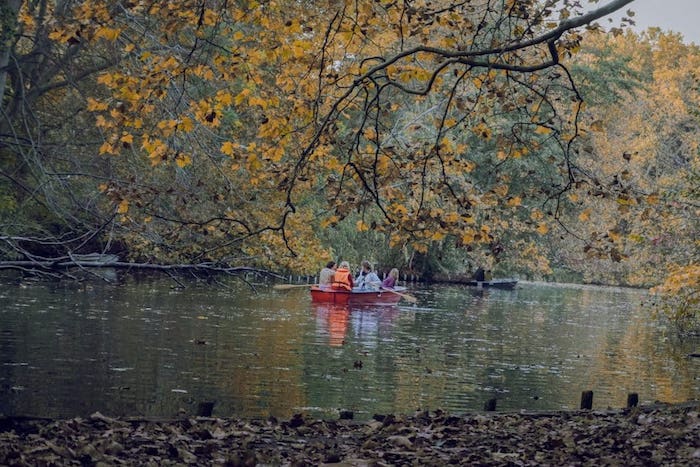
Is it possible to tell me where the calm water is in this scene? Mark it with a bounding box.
[1,278,698,420]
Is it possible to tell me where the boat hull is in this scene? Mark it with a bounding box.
[310,286,405,306]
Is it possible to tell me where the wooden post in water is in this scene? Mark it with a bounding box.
[484,398,497,411]
[197,401,215,417]
[627,393,639,408]
[580,390,593,410]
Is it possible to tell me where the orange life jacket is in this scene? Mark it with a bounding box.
[331,267,353,290]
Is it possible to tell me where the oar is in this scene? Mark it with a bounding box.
[273,283,317,290]
[381,287,417,303]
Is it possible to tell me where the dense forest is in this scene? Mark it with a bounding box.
[0,1,697,328]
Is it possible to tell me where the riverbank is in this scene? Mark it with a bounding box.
[2,402,698,465]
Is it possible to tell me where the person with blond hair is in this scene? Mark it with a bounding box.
[381,268,400,289]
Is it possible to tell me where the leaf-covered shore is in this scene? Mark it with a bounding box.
[2,403,698,466]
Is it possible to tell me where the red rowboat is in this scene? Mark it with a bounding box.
[310,286,407,306]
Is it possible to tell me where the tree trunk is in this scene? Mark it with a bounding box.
[0,0,22,116]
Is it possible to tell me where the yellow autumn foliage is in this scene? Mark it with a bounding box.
[10,0,688,289]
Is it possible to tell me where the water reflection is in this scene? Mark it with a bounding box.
[313,305,350,346]
[0,279,698,420]
[312,304,404,348]
[350,306,401,348]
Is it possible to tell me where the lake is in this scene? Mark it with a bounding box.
[1,277,698,420]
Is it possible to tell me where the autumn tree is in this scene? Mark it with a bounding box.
[0,0,637,279]
[559,28,698,330]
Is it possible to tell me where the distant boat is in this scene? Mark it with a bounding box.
[464,278,518,290]
[310,286,411,305]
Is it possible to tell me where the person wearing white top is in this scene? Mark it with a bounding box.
[355,260,381,289]
[319,261,336,288]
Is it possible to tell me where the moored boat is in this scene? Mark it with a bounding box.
[310,286,407,305]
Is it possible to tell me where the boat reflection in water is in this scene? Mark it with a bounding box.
[313,304,351,346]
[313,303,401,347]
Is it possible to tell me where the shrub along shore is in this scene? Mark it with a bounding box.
[1,402,698,465]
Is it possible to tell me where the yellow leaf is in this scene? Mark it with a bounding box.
[221,141,235,156]
[472,123,491,140]
[178,117,194,132]
[413,242,428,254]
[530,209,544,221]
[578,209,591,222]
[440,137,454,152]
[512,147,529,158]
[506,196,521,207]
[175,154,192,168]
[589,120,604,132]
[390,203,408,217]
[536,223,549,235]
[95,26,121,41]
[248,95,268,109]
[99,142,114,155]
[247,154,262,171]
[120,133,133,144]
[235,88,251,105]
[87,97,108,112]
[117,199,129,214]
[493,185,508,198]
[356,220,369,232]
[97,73,114,86]
[616,195,635,206]
[461,229,476,244]
[217,91,233,106]
[48,29,65,41]
[320,216,339,228]
[265,145,285,162]
[444,212,460,223]
[203,8,218,26]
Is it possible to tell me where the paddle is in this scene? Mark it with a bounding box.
[273,283,317,290]
[381,287,417,303]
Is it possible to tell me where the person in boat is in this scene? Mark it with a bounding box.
[331,261,354,290]
[355,260,381,289]
[319,261,336,287]
[381,268,399,289]
[473,267,485,282]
